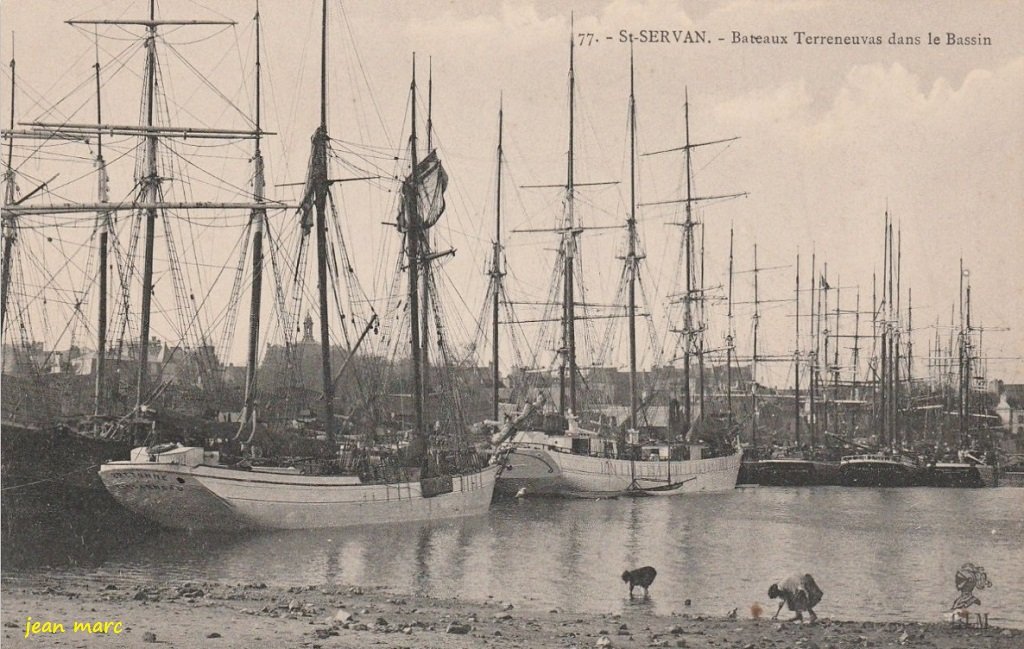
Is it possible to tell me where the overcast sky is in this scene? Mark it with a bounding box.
[2,0,1021,385]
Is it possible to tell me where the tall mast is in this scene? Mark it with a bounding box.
[751,244,760,447]
[958,258,965,445]
[821,263,829,438]
[794,253,801,445]
[879,215,888,448]
[697,221,706,419]
[681,88,693,433]
[39,11,240,416]
[313,0,335,441]
[964,274,972,446]
[905,287,913,446]
[135,0,160,411]
[809,252,816,448]
[832,276,840,438]
[560,15,579,416]
[946,303,954,418]
[852,287,860,400]
[491,100,504,421]
[93,33,111,416]
[627,45,638,432]
[407,56,424,437]
[893,225,902,447]
[0,38,14,332]
[726,225,734,431]
[420,58,433,411]
[872,271,878,436]
[241,1,266,433]
[887,219,895,449]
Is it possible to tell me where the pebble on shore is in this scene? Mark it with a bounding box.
[0,575,1019,649]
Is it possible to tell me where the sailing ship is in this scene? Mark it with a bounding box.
[918,259,998,487]
[1,14,148,551]
[754,253,843,486]
[837,215,923,486]
[23,0,501,530]
[496,41,741,498]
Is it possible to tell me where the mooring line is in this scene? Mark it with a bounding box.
[1,464,100,492]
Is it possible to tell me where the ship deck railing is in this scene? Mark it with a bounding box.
[840,453,915,464]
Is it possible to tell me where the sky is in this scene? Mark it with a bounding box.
[1,0,1022,386]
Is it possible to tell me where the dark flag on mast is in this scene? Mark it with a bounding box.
[398,150,448,232]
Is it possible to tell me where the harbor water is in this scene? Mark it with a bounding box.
[14,487,1024,628]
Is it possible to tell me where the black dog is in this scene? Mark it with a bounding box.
[622,566,657,599]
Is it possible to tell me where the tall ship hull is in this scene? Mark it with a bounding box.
[100,446,499,530]
[838,454,923,487]
[496,442,741,497]
[1000,470,1024,487]
[551,448,742,496]
[1,423,149,565]
[921,462,997,488]
[756,458,840,487]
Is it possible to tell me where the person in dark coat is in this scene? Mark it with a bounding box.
[768,573,823,622]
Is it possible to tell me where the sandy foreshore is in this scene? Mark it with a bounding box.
[1,574,1019,648]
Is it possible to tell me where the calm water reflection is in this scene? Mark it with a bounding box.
[58,488,1024,627]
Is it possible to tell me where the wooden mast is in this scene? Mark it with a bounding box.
[726,225,734,431]
[832,275,841,439]
[905,286,912,446]
[241,1,266,435]
[879,214,889,448]
[560,15,578,417]
[491,100,504,421]
[627,44,638,433]
[312,0,335,442]
[852,287,860,396]
[420,58,433,414]
[698,221,706,420]
[407,55,425,441]
[1,38,15,333]
[12,12,256,424]
[958,258,966,446]
[682,88,694,433]
[809,252,816,448]
[93,33,111,416]
[821,262,828,438]
[751,244,760,447]
[135,0,160,412]
[794,253,801,445]
[893,225,902,447]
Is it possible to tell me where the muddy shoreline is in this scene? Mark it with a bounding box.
[1,574,1019,648]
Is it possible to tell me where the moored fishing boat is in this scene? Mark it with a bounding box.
[495,40,742,499]
[497,416,741,497]
[837,452,922,487]
[757,457,839,487]
[99,445,498,530]
[100,0,498,529]
[921,450,997,488]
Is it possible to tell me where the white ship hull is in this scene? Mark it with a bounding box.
[497,446,742,497]
[99,447,499,530]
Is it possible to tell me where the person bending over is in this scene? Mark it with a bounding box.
[768,573,823,623]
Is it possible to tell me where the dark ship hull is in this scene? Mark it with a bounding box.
[1,422,152,567]
[757,458,840,486]
[737,459,759,484]
[838,454,923,487]
[921,462,997,488]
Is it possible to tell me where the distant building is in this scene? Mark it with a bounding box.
[1,342,48,376]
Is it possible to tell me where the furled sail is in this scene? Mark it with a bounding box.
[398,150,448,232]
